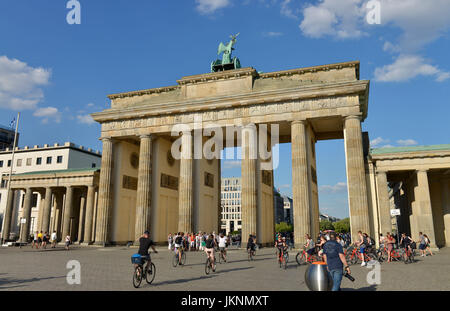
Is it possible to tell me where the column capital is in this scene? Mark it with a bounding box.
[100,136,112,142]
[416,169,429,174]
[344,115,362,122]
[139,133,154,140]
[291,120,307,125]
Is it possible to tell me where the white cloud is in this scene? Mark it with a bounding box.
[263,31,284,37]
[33,107,61,124]
[319,182,347,194]
[374,55,450,82]
[370,136,389,147]
[195,0,231,14]
[281,0,297,19]
[0,56,51,110]
[300,0,366,39]
[76,114,95,125]
[397,139,418,146]
[223,160,241,169]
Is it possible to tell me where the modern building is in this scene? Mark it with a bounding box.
[319,213,339,223]
[220,177,242,234]
[0,142,102,241]
[282,195,293,224]
[0,124,17,151]
[273,188,285,224]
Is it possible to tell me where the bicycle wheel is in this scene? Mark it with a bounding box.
[145,262,156,284]
[205,258,211,275]
[295,252,303,265]
[133,266,143,288]
[350,253,359,265]
[376,250,385,262]
[218,252,222,264]
[172,254,179,267]
[283,254,288,270]
[181,252,186,265]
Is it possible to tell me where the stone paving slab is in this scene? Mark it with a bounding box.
[0,245,449,291]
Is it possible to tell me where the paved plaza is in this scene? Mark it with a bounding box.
[0,245,449,291]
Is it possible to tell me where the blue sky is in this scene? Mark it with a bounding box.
[1,0,449,218]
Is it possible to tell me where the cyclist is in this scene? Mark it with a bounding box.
[204,234,217,272]
[399,233,413,260]
[304,234,316,262]
[247,234,256,256]
[174,232,184,265]
[138,230,158,266]
[275,235,284,260]
[218,233,228,262]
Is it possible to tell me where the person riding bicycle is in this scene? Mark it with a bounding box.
[174,232,184,265]
[355,231,367,266]
[218,233,228,261]
[247,234,256,255]
[399,233,413,255]
[138,231,158,268]
[304,234,316,262]
[204,234,217,272]
[275,236,287,261]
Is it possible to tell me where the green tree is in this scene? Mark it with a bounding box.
[275,222,293,233]
[334,218,350,233]
[319,220,335,231]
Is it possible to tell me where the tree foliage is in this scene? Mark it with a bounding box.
[275,222,293,233]
[333,218,350,233]
[319,220,335,231]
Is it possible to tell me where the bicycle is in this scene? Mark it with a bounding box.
[278,248,289,270]
[296,248,319,265]
[377,246,401,262]
[218,247,227,264]
[131,254,156,288]
[205,250,216,275]
[346,245,376,265]
[247,247,256,261]
[172,248,186,267]
[402,246,414,264]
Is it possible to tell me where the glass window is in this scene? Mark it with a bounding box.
[36,157,42,165]
[26,158,32,166]
[0,160,3,167]
[57,156,63,163]
[46,157,52,164]
[92,163,96,168]
[17,159,22,167]
[7,160,11,167]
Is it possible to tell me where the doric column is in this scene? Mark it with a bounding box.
[414,170,436,247]
[135,134,153,241]
[441,180,450,247]
[41,187,53,234]
[1,189,16,243]
[344,115,370,242]
[241,124,257,247]
[178,131,193,233]
[53,191,64,239]
[77,190,87,243]
[20,188,33,243]
[61,186,74,239]
[83,186,96,245]
[376,170,391,235]
[95,137,114,246]
[291,120,311,248]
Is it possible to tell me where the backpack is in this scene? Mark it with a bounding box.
[175,236,182,244]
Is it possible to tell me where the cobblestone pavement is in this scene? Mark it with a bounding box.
[0,245,449,291]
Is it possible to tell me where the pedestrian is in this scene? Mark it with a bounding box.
[423,234,433,256]
[322,232,351,291]
[386,233,395,262]
[51,231,57,248]
[65,235,71,250]
[168,233,173,250]
[38,231,43,248]
[42,232,48,249]
[32,231,38,249]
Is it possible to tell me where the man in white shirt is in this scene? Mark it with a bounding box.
[51,231,57,248]
[218,233,228,262]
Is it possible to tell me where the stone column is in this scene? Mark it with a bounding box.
[53,191,64,240]
[41,187,53,234]
[376,170,392,235]
[1,189,16,242]
[441,180,450,247]
[178,131,193,233]
[95,137,114,246]
[344,116,370,242]
[291,120,311,248]
[83,186,96,245]
[20,188,33,243]
[414,170,436,247]
[77,190,87,243]
[61,186,74,240]
[241,124,258,248]
[135,134,153,241]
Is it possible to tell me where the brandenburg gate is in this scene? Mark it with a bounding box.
[91,60,371,247]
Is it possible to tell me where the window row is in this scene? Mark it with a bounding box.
[0,156,64,168]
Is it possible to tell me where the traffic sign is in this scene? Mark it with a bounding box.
[390,209,401,216]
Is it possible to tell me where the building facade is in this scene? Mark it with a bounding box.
[220,177,242,234]
[0,142,101,241]
[0,125,17,151]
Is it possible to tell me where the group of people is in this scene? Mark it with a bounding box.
[379,231,433,262]
[31,230,58,249]
[30,231,72,250]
